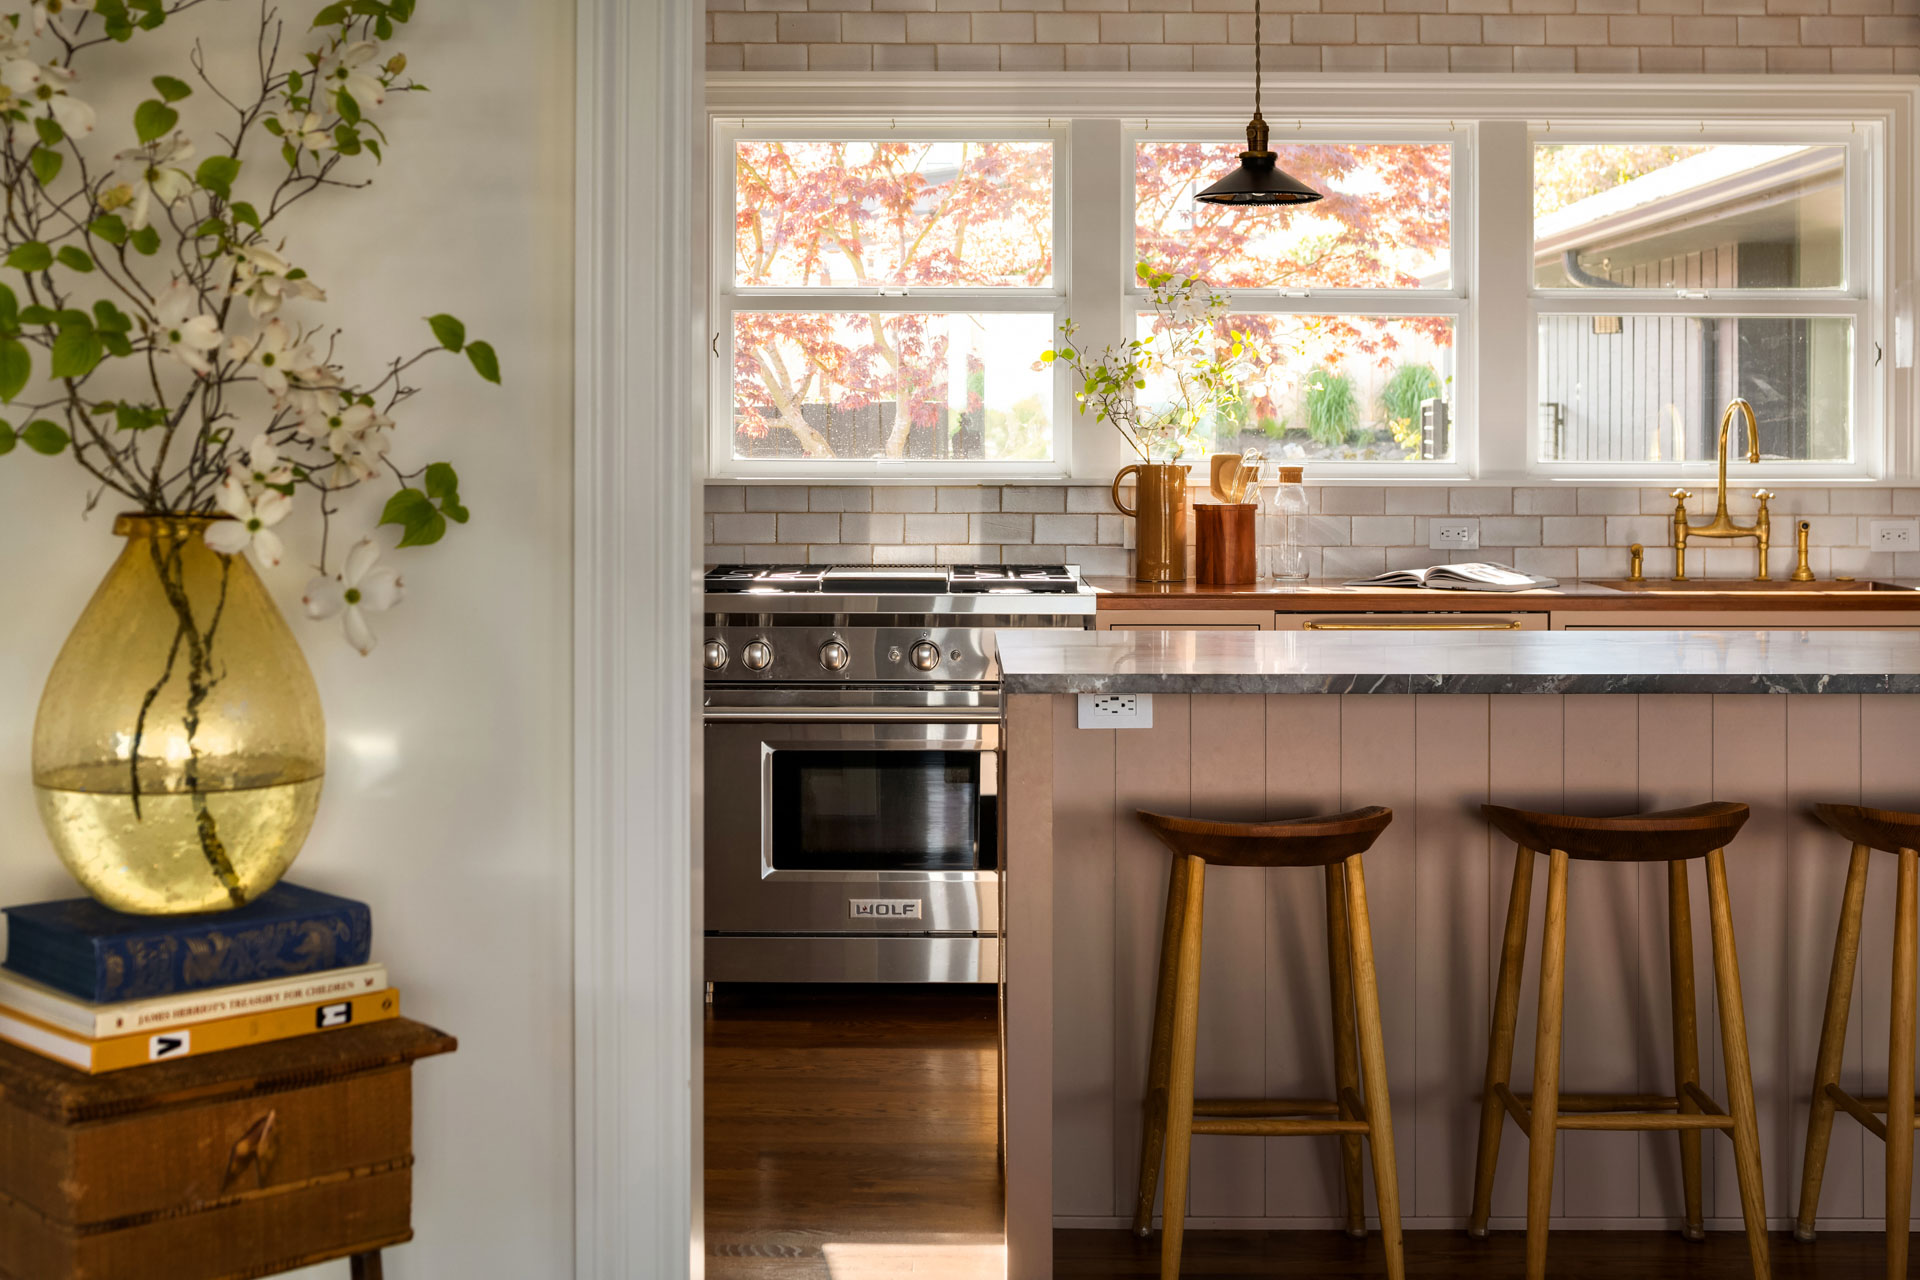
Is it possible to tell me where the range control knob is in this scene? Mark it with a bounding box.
[909,641,942,672]
[819,641,850,672]
[702,639,729,671]
[742,640,774,671]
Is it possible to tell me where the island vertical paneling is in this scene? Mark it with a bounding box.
[1033,691,1920,1235]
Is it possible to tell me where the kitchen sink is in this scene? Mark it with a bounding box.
[1586,579,1915,593]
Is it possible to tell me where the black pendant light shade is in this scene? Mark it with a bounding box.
[1195,0,1323,207]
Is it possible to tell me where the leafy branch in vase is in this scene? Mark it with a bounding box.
[0,0,498,655]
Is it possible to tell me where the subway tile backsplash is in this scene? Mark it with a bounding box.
[704,484,1920,580]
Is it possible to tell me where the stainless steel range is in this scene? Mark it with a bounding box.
[702,563,1095,983]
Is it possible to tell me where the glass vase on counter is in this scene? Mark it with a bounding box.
[1259,464,1310,582]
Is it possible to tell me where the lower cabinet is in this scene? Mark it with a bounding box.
[1552,609,1920,630]
[1097,609,1273,631]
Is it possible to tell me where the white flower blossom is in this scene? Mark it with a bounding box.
[227,319,317,400]
[153,281,222,375]
[304,537,403,655]
[30,0,95,37]
[204,473,292,567]
[230,245,324,319]
[115,132,194,230]
[230,432,293,488]
[318,41,385,111]
[273,107,334,152]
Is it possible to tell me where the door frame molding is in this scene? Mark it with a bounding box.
[573,0,703,1275]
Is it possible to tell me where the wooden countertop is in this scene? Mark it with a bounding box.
[1089,576,1920,612]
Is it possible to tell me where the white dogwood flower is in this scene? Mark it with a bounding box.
[204,473,292,567]
[116,132,194,230]
[273,108,334,152]
[227,319,315,400]
[231,433,293,488]
[153,281,222,375]
[318,41,386,111]
[230,245,325,318]
[304,538,403,655]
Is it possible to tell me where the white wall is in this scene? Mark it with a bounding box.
[0,2,576,1276]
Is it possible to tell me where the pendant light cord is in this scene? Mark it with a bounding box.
[1254,0,1262,121]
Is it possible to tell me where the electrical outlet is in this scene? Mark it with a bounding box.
[1870,519,1919,551]
[1078,692,1153,730]
[1430,519,1480,551]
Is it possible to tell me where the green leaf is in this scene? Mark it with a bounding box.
[101,332,132,358]
[427,313,465,352]
[374,13,392,38]
[150,74,191,103]
[133,99,177,144]
[0,339,28,402]
[21,419,68,454]
[0,422,13,456]
[364,138,382,163]
[92,300,131,332]
[379,486,447,548]
[311,0,349,24]
[336,88,361,125]
[443,500,470,524]
[423,461,459,501]
[32,116,60,147]
[55,246,93,273]
[195,154,240,201]
[130,225,160,255]
[464,339,500,385]
[0,285,16,332]
[18,305,52,325]
[230,201,260,229]
[49,325,101,379]
[332,123,361,156]
[6,241,51,271]
[88,213,127,246]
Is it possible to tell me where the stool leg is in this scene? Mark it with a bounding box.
[1159,854,1206,1280]
[1133,854,1196,1237]
[1795,841,1871,1243]
[1470,840,1536,1238]
[1886,848,1918,1280]
[1525,849,1570,1280]
[1668,859,1706,1242]
[1342,853,1405,1280]
[1325,861,1368,1240]
[1706,847,1772,1280]
[350,1253,383,1280]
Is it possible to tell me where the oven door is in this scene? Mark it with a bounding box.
[704,713,999,937]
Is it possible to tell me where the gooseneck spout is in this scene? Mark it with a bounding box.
[1671,398,1770,581]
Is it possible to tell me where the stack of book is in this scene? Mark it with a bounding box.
[0,883,393,1074]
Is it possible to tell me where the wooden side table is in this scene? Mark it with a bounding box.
[0,1017,456,1280]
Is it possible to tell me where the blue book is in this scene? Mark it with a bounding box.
[2,883,372,1004]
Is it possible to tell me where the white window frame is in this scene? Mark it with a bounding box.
[711,118,1072,479]
[1522,119,1880,482]
[1122,121,1474,479]
[705,76,1919,484]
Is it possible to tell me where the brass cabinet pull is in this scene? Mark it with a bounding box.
[1302,620,1525,631]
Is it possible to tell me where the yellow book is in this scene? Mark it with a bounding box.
[0,989,400,1074]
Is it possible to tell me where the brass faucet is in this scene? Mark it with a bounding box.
[1670,397,1772,581]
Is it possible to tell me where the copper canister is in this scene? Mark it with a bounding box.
[1195,503,1257,586]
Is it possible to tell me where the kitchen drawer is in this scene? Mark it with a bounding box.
[1276,611,1549,632]
[1097,609,1274,631]
[1554,609,1920,631]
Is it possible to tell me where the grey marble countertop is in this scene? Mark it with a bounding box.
[996,628,1920,695]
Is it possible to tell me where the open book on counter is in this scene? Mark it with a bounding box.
[1342,562,1559,593]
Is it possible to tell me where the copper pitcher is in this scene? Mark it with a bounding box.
[1112,463,1188,583]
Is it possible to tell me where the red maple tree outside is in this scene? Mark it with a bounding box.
[730,138,1457,461]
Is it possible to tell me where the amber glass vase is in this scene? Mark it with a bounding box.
[31,515,325,915]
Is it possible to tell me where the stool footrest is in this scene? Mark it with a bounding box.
[1191,1116,1371,1138]
[1499,1087,1737,1132]
[1193,1097,1339,1118]
[1823,1083,1920,1141]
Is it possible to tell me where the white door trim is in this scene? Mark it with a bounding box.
[573,0,703,1277]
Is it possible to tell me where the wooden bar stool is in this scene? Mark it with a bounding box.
[1467,802,1770,1280]
[1131,806,1403,1280]
[1795,803,1920,1278]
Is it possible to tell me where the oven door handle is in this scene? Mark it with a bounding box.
[706,705,999,724]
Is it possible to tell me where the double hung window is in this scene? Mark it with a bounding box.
[716,125,1065,473]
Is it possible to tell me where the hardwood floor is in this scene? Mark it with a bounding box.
[704,984,1005,1279]
[1055,1228,1890,1278]
[706,985,1890,1279]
